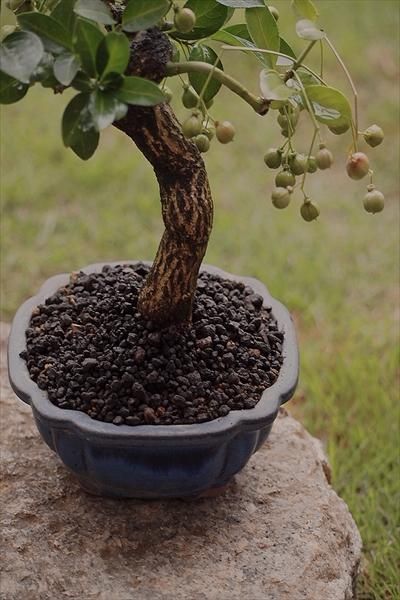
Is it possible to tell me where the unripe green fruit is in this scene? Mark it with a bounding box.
[328,122,350,135]
[275,169,295,188]
[182,114,202,138]
[268,5,279,20]
[271,187,291,209]
[290,153,308,175]
[215,120,235,144]
[174,7,196,33]
[306,156,317,173]
[264,148,282,169]
[182,85,198,109]
[363,124,384,148]
[300,200,320,222]
[363,187,384,213]
[163,86,173,103]
[280,128,289,138]
[316,147,334,170]
[194,134,210,153]
[346,152,370,180]
[278,111,298,131]
[203,126,215,140]
[277,113,288,128]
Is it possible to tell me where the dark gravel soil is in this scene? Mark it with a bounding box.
[21,264,284,426]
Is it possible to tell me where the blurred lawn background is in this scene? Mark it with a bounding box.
[1,1,399,597]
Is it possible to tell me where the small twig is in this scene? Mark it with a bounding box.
[292,71,321,139]
[324,35,358,149]
[197,48,225,107]
[220,45,327,86]
[301,129,318,197]
[166,61,269,114]
[291,40,317,72]
[319,39,324,78]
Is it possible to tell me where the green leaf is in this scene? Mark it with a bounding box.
[296,19,324,40]
[280,39,296,59]
[71,71,93,92]
[216,0,264,6]
[51,0,77,33]
[30,51,55,84]
[62,92,99,159]
[291,0,319,22]
[223,7,235,25]
[305,84,352,127]
[122,0,169,33]
[0,31,44,83]
[115,76,165,106]
[96,32,130,79]
[100,71,124,91]
[74,19,104,77]
[212,23,251,44]
[175,0,228,40]
[212,27,247,46]
[40,71,60,89]
[245,6,280,68]
[224,24,252,41]
[296,67,320,87]
[212,24,267,64]
[259,69,296,103]
[74,0,116,25]
[188,45,223,102]
[0,70,29,104]
[18,12,72,50]
[54,52,80,85]
[89,89,128,130]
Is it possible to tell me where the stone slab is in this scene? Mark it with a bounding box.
[0,322,361,600]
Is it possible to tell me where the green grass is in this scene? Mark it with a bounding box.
[1,1,399,597]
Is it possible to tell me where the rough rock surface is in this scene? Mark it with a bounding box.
[0,322,362,600]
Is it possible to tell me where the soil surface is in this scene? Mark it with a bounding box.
[21,264,284,426]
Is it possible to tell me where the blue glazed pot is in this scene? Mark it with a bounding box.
[8,262,299,498]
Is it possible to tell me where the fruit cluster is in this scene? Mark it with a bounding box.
[169,3,385,222]
[166,54,384,222]
[262,107,385,220]
[163,82,234,153]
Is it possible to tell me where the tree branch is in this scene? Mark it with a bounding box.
[165,61,270,115]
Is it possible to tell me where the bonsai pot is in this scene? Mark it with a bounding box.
[8,262,299,499]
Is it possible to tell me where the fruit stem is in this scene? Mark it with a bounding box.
[324,36,359,149]
[301,128,318,198]
[368,169,374,185]
[291,40,317,72]
[221,46,327,86]
[319,39,324,78]
[283,105,295,154]
[292,71,321,142]
[197,48,225,107]
[166,61,270,114]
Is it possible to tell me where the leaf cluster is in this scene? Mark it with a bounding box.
[0,0,354,160]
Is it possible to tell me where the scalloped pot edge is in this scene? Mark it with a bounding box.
[8,262,299,446]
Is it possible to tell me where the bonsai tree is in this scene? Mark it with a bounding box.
[0,0,385,329]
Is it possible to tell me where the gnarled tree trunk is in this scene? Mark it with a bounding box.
[115,28,213,328]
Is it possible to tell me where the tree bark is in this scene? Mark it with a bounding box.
[114,28,213,327]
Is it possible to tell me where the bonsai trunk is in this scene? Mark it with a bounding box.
[115,29,213,328]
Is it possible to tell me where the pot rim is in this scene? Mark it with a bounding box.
[8,261,299,446]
